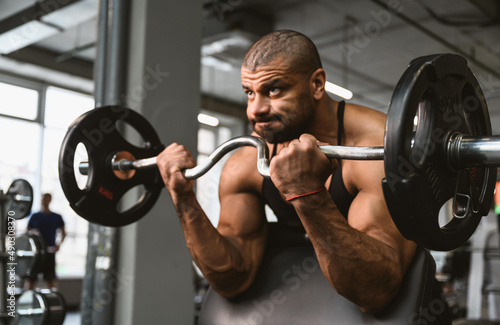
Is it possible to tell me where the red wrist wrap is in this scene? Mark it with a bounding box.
[285,187,326,202]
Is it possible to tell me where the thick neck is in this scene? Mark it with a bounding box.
[308,95,340,145]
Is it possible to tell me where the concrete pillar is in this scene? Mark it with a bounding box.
[115,0,201,324]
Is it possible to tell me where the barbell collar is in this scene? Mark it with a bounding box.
[448,134,500,169]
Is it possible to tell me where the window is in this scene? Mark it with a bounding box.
[0,82,38,120]
[41,86,94,276]
[0,117,40,189]
[0,76,94,278]
[0,78,40,192]
[44,87,94,128]
[195,109,278,225]
[196,111,244,227]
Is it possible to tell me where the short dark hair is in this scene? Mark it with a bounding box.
[243,30,323,77]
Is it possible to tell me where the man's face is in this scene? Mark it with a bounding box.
[41,195,51,207]
[241,57,316,144]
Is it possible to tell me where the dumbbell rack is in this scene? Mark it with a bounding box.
[0,190,14,324]
[0,180,66,325]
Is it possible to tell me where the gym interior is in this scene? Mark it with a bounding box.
[0,0,500,324]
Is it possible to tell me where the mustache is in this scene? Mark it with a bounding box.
[251,114,283,125]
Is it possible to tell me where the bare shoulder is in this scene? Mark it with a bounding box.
[343,103,386,146]
[342,105,416,263]
[219,145,263,196]
[341,103,387,193]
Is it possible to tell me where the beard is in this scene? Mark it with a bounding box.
[252,92,315,144]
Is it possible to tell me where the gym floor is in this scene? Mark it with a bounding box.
[63,312,81,325]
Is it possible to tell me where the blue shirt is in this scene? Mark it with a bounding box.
[27,212,65,247]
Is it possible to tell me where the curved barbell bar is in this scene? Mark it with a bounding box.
[78,136,386,179]
[184,136,271,179]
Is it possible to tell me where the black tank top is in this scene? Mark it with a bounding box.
[260,103,451,321]
[262,101,354,229]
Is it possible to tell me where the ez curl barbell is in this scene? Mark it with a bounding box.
[77,136,386,179]
[59,54,499,251]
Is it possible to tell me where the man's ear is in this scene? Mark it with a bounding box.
[310,68,326,100]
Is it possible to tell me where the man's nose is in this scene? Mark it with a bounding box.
[247,94,271,117]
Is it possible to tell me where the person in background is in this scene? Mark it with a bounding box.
[26,193,66,290]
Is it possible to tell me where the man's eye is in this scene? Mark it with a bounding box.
[245,90,254,98]
[269,88,280,95]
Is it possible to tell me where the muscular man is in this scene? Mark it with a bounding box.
[158,30,417,313]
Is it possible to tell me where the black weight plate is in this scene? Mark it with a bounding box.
[16,233,46,279]
[16,290,66,325]
[16,290,46,325]
[59,106,164,227]
[15,234,37,279]
[6,179,33,220]
[31,233,47,276]
[382,54,496,251]
[42,290,66,325]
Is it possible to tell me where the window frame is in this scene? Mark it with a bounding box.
[0,73,47,123]
[0,72,93,278]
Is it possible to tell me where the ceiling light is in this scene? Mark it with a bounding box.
[325,81,353,100]
[198,113,219,127]
[201,56,233,71]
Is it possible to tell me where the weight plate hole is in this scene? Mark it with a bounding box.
[116,120,151,149]
[461,83,481,134]
[411,115,418,148]
[438,198,454,228]
[409,90,436,168]
[74,142,89,190]
[117,184,146,213]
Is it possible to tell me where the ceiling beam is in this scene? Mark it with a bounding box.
[371,0,500,80]
[469,0,500,23]
[4,45,93,79]
[0,0,82,34]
